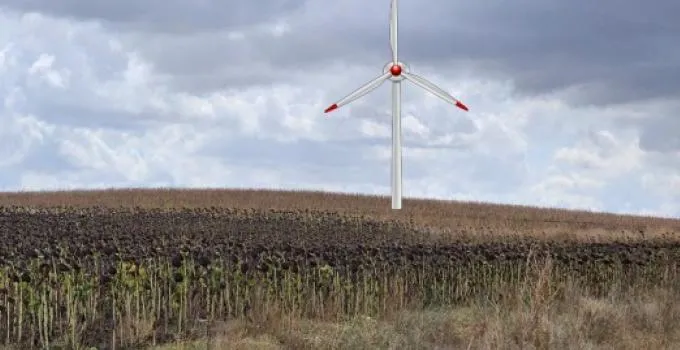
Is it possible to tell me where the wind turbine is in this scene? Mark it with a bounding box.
[324,0,469,210]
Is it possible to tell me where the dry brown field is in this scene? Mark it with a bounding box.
[0,188,679,349]
[1,187,679,242]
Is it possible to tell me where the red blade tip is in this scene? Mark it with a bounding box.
[455,101,469,111]
[324,104,338,113]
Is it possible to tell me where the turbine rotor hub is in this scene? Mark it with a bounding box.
[383,61,407,81]
[390,64,402,76]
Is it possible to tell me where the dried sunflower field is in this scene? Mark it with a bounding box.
[0,189,679,349]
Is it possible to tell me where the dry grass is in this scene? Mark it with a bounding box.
[153,262,680,350]
[0,187,678,242]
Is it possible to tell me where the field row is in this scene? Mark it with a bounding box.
[2,188,680,241]
[1,206,679,267]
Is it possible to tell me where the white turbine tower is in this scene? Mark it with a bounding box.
[324,0,469,210]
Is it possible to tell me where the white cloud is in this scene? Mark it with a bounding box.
[0,113,52,167]
[0,5,678,217]
[359,119,390,138]
[553,130,643,178]
[642,173,680,197]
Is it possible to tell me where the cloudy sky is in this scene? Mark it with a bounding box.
[1,1,679,216]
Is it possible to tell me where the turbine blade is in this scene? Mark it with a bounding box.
[390,0,398,63]
[402,72,469,111]
[324,72,391,113]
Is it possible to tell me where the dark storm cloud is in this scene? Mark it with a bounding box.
[299,0,680,105]
[2,0,677,103]
[94,0,680,106]
[0,0,306,32]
